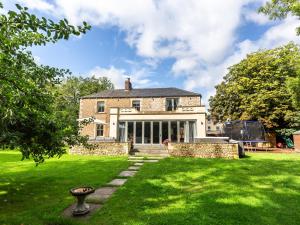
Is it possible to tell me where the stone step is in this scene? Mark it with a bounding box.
[128,159,160,163]
[128,156,144,160]
[143,159,159,163]
[133,145,165,151]
[132,152,169,157]
[128,159,144,162]
[128,156,166,160]
[132,150,168,154]
[133,146,166,150]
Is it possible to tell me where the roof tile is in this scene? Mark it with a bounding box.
[81,87,201,99]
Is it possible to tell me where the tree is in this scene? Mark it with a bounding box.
[259,0,300,35]
[209,43,300,133]
[0,3,91,163]
[287,75,300,108]
[53,76,114,137]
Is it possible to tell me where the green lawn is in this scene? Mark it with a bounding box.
[0,151,129,225]
[1,151,300,225]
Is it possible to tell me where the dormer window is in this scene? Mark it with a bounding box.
[166,98,179,111]
[97,101,105,113]
[132,100,140,111]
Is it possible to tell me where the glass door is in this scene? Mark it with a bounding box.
[127,122,134,142]
[189,121,195,143]
[171,121,178,142]
[162,121,169,142]
[136,122,142,144]
[153,122,160,144]
[179,121,185,142]
[144,122,151,144]
[118,122,125,142]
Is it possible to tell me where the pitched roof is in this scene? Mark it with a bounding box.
[81,87,201,99]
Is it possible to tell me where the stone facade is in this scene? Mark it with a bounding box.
[80,96,202,138]
[180,96,201,106]
[70,142,131,156]
[80,98,131,137]
[168,142,239,159]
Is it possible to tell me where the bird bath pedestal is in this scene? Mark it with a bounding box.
[70,187,95,216]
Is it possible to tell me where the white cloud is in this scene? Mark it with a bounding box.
[89,66,156,89]
[6,0,300,105]
[22,0,252,63]
[183,16,300,105]
[172,57,198,75]
[16,0,54,12]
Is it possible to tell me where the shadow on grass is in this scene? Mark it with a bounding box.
[90,155,300,225]
[0,152,129,225]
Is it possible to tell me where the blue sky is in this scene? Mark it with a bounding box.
[2,0,300,105]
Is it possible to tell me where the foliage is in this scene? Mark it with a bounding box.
[0,3,91,163]
[259,0,300,35]
[53,76,114,136]
[209,43,300,132]
[286,74,300,134]
[287,74,300,108]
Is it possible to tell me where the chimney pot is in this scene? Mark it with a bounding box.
[125,78,132,91]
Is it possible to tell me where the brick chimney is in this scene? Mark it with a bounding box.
[125,78,132,91]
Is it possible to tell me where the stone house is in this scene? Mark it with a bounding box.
[79,78,206,146]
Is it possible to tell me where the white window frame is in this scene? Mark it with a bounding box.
[166,98,179,111]
[97,101,105,113]
[96,124,104,137]
[132,100,141,111]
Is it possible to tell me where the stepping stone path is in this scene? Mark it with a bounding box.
[128,159,144,162]
[86,187,117,204]
[119,170,137,177]
[128,166,140,170]
[63,155,161,219]
[108,178,127,186]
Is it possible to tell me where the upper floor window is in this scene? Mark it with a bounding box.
[207,126,211,131]
[132,100,140,111]
[97,101,105,113]
[96,124,104,137]
[166,98,179,111]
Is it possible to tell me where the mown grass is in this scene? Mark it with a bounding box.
[90,153,300,225]
[0,151,129,225]
[1,151,300,225]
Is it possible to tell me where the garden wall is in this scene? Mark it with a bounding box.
[168,142,240,159]
[70,142,131,156]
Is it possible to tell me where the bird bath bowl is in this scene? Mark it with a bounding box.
[70,186,95,216]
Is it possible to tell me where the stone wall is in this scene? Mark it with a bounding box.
[70,142,131,156]
[168,142,239,159]
[180,96,201,106]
